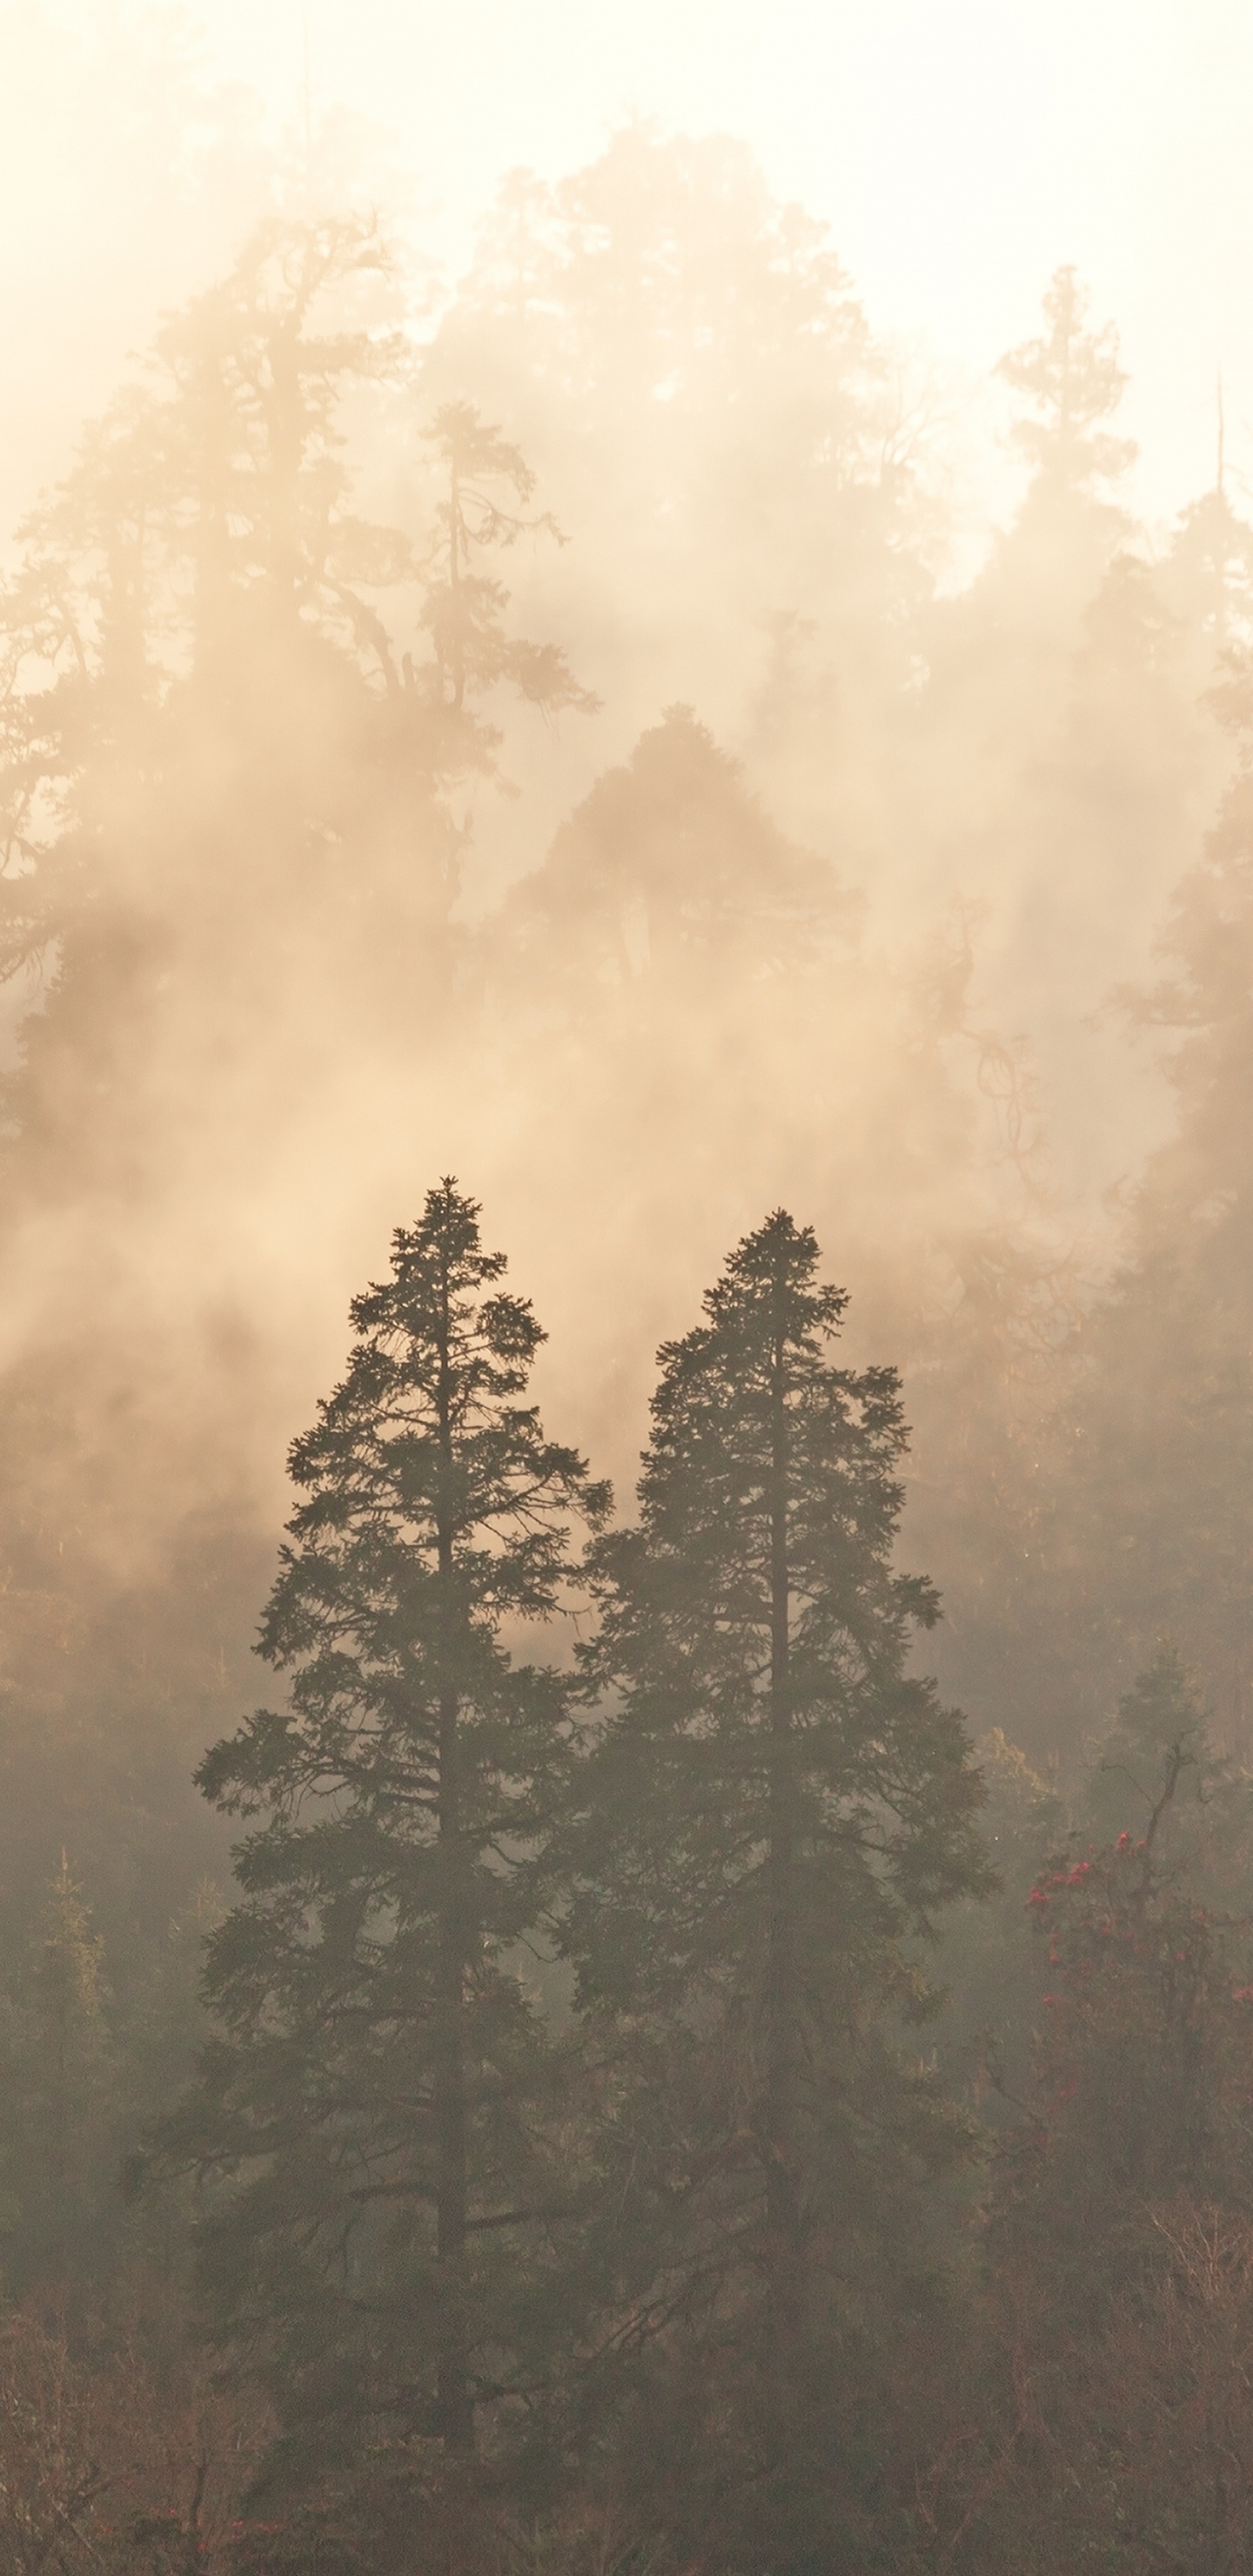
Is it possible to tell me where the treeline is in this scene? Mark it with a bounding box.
[1,117,1253,2572]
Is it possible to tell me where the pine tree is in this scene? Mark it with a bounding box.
[153,1182,608,2512]
[559,1209,988,2566]
[996,263,1135,493]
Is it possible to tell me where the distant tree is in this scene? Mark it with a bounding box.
[988,1708,1253,2333]
[916,267,1136,801]
[432,124,935,788]
[0,221,446,2104]
[1079,1642,1208,1842]
[0,214,605,2048]
[0,218,598,1165]
[898,278,1237,1761]
[997,263,1135,494]
[451,125,883,432]
[936,1644,1253,2119]
[416,399,599,781]
[503,703,854,1008]
[1035,637,1253,1735]
[1160,468,1253,661]
[1067,1638,1253,1927]
[928,1726,1065,2118]
[0,213,436,1179]
[920,264,1136,755]
[915,1718,1253,2575]
[559,1209,988,2570]
[152,1183,608,2518]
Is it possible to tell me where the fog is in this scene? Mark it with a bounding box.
[3,11,1253,2562]
[2,10,1250,1748]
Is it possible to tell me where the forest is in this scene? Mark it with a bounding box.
[3,35,1253,2573]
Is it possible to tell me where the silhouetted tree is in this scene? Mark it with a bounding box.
[559,1208,988,2570]
[153,1184,607,2519]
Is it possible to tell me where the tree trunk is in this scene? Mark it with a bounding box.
[764,1267,802,2400]
[434,1246,473,2457]
[436,1677,472,2454]
[448,446,466,713]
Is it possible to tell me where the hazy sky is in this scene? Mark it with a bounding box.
[176,0,1253,532]
[4,1,1250,545]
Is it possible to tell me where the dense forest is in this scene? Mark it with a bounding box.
[3,33,1253,2570]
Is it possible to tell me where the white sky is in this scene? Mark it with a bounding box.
[179,0,1253,532]
[5,0,1252,539]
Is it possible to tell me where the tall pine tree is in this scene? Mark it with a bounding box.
[559,1210,988,2570]
[155,1182,608,2520]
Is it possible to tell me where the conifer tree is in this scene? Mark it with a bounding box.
[996,263,1135,493]
[559,1210,988,2565]
[154,1182,608,2504]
